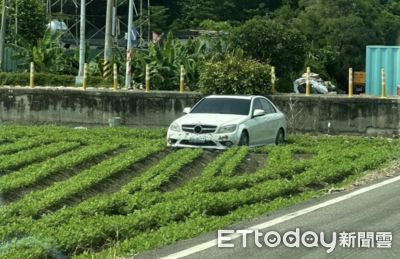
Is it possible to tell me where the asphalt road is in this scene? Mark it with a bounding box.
[136,175,400,259]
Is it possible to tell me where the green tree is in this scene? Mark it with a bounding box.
[5,0,46,45]
[12,30,76,75]
[285,0,386,86]
[231,17,307,76]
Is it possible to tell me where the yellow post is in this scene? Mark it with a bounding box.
[348,68,353,97]
[271,66,276,93]
[103,60,111,80]
[180,65,185,93]
[113,63,118,91]
[305,67,311,96]
[381,68,386,98]
[145,64,150,93]
[29,62,35,88]
[83,63,88,91]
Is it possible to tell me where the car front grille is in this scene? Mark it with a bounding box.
[182,124,217,134]
[180,140,217,146]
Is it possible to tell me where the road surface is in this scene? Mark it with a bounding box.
[136,175,400,259]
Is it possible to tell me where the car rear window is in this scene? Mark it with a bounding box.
[191,98,251,115]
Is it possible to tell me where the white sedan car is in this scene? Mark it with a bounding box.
[167,95,287,149]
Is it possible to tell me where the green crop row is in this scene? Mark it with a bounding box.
[33,148,204,226]
[0,142,81,174]
[0,141,165,221]
[0,192,319,259]
[4,170,313,253]
[220,147,249,176]
[87,191,318,259]
[0,143,122,194]
[0,136,55,155]
[0,125,166,146]
[0,148,204,249]
[1,134,400,258]
[35,138,399,255]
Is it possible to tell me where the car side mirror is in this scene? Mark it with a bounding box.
[253,109,266,117]
[183,107,191,114]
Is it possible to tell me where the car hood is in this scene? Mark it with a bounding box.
[174,113,248,126]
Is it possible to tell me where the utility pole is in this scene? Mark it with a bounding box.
[103,0,114,80]
[76,0,86,85]
[139,0,143,46]
[125,0,134,89]
[147,0,150,43]
[0,0,8,72]
[14,0,17,44]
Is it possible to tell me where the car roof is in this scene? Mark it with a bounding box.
[206,95,264,100]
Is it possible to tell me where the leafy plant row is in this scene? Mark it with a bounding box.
[24,139,398,255]
[36,147,239,225]
[0,125,166,145]
[39,145,397,254]
[33,148,203,227]
[0,148,204,250]
[1,135,400,258]
[0,143,122,194]
[0,142,165,221]
[219,147,249,176]
[0,136,54,155]
[0,142,81,174]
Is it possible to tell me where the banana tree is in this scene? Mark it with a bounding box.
[11,30,76,75]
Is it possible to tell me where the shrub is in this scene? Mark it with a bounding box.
[199,54,272,95]
[0,72,104,87]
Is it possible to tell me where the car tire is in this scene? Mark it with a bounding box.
[275,128,285,145]
[238,131,249,146]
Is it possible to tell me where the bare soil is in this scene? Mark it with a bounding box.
[161,150,217,192]
[234,152,268,175]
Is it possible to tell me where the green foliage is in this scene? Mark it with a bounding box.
[10,30,76,75]
[199,54,273,95]
[0,142,80,174]
[124,32,219,90]
[150,6,171,33]
[0,144,121,194]
[0,72,103,87]
[5,0,46,45]
[231,17,307,76]
[276,0,397,86]
[0,126,399,258]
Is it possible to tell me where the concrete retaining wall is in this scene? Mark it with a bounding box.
[1,87,399,136]
[0,87,202,127]
[268,95,400,137]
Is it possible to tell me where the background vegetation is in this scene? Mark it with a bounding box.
[3,0,400,92]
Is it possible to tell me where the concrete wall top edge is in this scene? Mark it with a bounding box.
[1,86,399,103]
[0,87,203,99]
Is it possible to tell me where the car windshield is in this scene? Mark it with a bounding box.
[190,98,251,115]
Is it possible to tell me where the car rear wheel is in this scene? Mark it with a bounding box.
[238,131,249,146]
[275,128,285,145]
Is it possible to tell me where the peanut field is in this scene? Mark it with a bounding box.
[0,125,399,258]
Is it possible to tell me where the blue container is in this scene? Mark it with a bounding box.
[366,46,400,96]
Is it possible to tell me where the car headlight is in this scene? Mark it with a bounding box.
[218,124,237,134]
[169,122,181,132]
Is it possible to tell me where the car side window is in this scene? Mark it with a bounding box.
[260,99,276,114]
[252,99,263,113]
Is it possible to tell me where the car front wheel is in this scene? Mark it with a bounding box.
[275,128,285,145]
[238,131,249,146]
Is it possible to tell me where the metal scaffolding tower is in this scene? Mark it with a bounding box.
[43,0,151,48]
